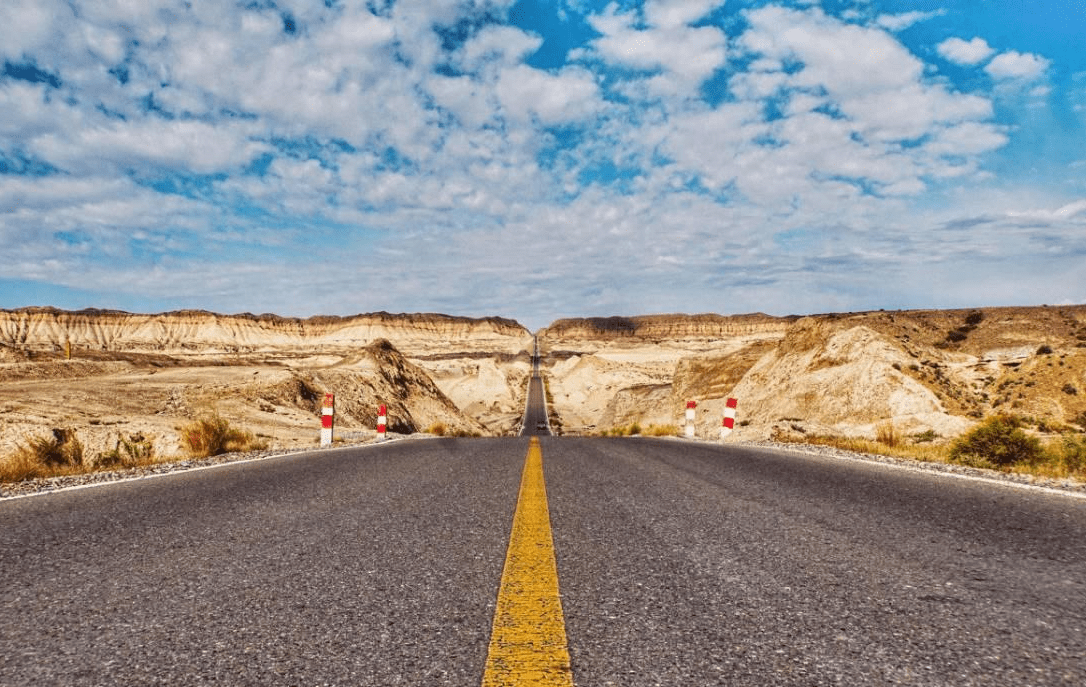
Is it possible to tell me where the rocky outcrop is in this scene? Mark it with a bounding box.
[0,308,532,357]
[538,313,793,350]
[0,337,486,460]
[541,306,1086,440]
[725,322,972,439]
[286,339,486,436]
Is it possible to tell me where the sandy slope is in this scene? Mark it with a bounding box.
[0,341,492,462]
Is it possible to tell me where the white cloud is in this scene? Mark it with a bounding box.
[926,121,1009,156]
[32,118,268,175]
[584,1,727,96]
[0,0,1079,325]
[0,0,69,61]
[876,10,946,32]
[729,4,1002,192]
[1007,199,1086,221]
[496,65,602,125]
[986,51,1050,80]
[425,74,496,129]
[644,0,721,29]
[937,37,995,66]
[459,25,542,72]
[742,7,923,95]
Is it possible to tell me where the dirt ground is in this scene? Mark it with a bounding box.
[0,343,534,465]
[0,355,339,461]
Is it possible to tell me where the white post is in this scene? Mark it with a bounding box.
[377,403,387,441]
[721,397,738,439]
[320,393,334,446]
[685,400,696,438]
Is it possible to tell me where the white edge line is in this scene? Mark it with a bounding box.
[0,440,396,503]
[667,436,1086,501]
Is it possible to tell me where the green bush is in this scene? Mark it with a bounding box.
[912,429,939,444]
[1058,436,1086,475]
[950,416,1043,468]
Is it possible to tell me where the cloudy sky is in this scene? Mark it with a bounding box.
[1,0,1084,330]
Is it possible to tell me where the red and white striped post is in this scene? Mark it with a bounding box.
[377,404,387,441]
[320,393,334,446]
[685,400,697,438]
[721,397,738,439]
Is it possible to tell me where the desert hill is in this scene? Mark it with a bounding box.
[3,305,1085,467]
[0,309,527,459]
[539,306,1086,442]
[539,313,793,347]
[0,307,529,356]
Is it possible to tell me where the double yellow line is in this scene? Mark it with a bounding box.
[481,437,575,686]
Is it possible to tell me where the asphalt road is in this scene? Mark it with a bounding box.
[2,438,1085,685]
[520,338,550,436]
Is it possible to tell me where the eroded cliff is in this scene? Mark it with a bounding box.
[540,306,1086,442]
[0,308,532,357]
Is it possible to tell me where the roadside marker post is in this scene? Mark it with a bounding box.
[685,400,696,438]
[320,393,334,446]
[721,397,738,439]
[377,404,387,441]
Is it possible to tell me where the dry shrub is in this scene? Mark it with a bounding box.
[875,421,900,448]
[0,448,47,483]
[644,424,680,437]
[0,429,84,483]
[427,422,448,436]
[182,414,265,457]
[97,433,156,470]
[601,423,646,437]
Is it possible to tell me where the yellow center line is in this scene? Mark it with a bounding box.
[482,437,574,687]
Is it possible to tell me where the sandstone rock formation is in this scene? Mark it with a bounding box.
[538,307,1086,443]
[0,307,530,357]
[0,309,529,460]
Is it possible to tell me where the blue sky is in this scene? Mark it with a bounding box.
[1,0,1084,330]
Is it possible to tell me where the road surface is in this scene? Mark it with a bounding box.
[521,335,550,436]
[2,438,1084,684]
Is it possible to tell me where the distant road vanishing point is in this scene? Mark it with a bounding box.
[520,335,551,438]
[2,384,1085,684]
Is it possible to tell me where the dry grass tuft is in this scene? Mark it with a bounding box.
[0,429,84,483]
[96,433,156,470]
[875,421,901,448]
[775,416,1086,482]
[181,414,267,457]
[597,422,678,437]
[643,424,680,437]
